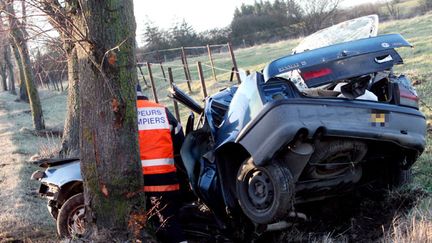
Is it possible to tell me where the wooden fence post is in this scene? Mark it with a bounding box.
[181,47,192,81]
[180,47,192,92]
[160,62,167,82]
[146,62,158,103]
[227,42,241,84]
[207,44,217,81]
[197,61,208,99]
[137,64,149,87]
[168,67,181,123]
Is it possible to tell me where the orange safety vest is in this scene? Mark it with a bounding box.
[137,100,180,192]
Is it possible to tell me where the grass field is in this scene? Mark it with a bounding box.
[379,14,432,192]
[0,12,431,242]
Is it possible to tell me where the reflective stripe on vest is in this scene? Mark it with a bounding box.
[141,158,176,175]
[141,158,174,167]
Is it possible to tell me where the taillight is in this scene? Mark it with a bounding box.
[397,84,419,109]
[301,68,332,81]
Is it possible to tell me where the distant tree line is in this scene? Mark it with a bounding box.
[139,0,432,62]
[139,19,231,62]
[139,0,341,61]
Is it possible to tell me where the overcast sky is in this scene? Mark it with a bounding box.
[133,0,382,42]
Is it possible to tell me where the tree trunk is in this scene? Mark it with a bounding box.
[0,14,6,91]
[75,0,145,240]
[10,41,28,102]
[0,60,6,91]
[5,45,16,95]
[60,47,80,157]
[3,0,45,130]
[39,1,81,158]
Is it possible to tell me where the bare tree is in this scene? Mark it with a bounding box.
[11,40,28,101]
[0,53,7,91]
[0,17,7,91]
[0,16,16,95]
[34,0,80,157]
[299,0,341,35]
[2,1,28,101]
[4,44,15,94]
[386,0,401,20]
[0,0,44,130]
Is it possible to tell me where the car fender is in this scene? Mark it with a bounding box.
[41,161,82,187]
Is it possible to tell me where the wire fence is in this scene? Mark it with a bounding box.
[136,42,242,123]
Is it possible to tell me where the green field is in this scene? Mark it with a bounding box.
[379,14,432,191]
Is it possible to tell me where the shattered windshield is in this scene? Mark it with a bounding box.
[277,15,379,90]
[293,15,379,53]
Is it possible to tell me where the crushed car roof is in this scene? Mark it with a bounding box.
[263,34,412,83]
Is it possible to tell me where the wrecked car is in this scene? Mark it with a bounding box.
[31,15,426,240]
[174,14,426,232]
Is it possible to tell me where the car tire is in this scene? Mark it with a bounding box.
[386,162,413,189]
[362,156,413,198]
[236,158,294,224]
[57,193,85,238]
[396,168,413,187]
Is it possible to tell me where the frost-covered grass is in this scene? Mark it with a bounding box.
[0,89,66,242]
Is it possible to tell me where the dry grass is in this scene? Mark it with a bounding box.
[383,198,432,243]
[34,133,62,161]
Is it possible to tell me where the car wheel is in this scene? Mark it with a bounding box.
[57,193,86,238]
[395,168,413,187]
[236,158,294,224]
[378,158,413,189]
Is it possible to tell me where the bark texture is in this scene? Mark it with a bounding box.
[74,0,145,240]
